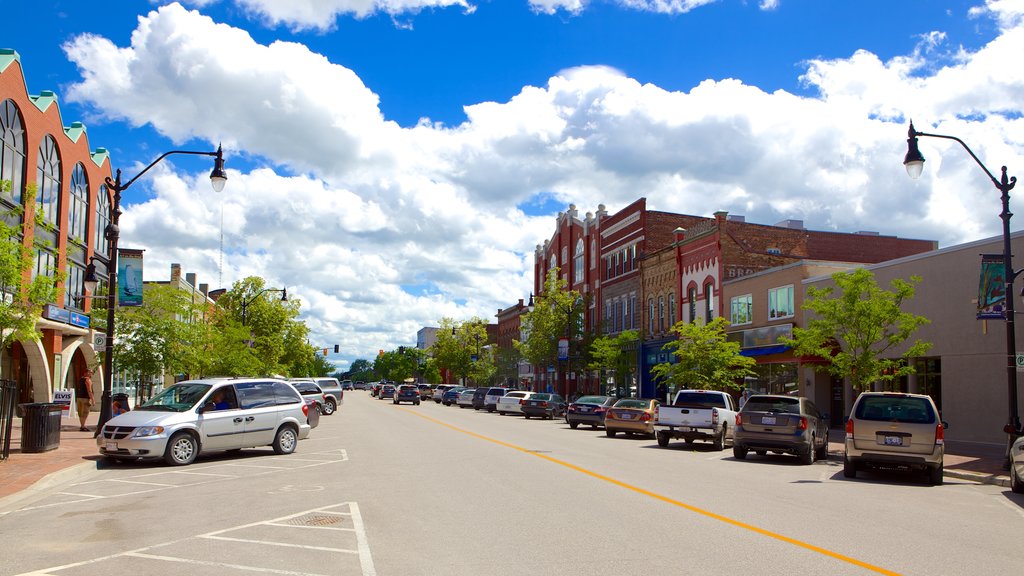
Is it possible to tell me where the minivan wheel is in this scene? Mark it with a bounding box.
[164,433,198,466]
[321,399,336,416]
[273,426,298,455]
[843,455,857,478]
[733,446,748,460]
[928,463,943,486]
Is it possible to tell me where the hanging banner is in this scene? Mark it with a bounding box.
[118,249,145,307]
[978,254,1006,320]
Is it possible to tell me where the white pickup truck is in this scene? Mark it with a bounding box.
[654,389,737,451]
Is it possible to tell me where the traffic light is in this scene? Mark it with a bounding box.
[322,348,328,356]
[334,344,340,353]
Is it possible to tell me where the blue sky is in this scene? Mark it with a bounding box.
[4,0,1021,368]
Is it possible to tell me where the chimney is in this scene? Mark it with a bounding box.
[199,283,209,296]
[170,263,181,281]
[186,272,197,287]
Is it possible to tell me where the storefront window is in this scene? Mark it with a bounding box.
[747,362,799,395]
[914,357,942,411]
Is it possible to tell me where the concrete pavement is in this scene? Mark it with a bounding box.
[0,411,1014,508]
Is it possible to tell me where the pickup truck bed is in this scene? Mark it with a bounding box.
[654,390,737,451]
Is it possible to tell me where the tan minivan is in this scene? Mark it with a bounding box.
[844,392,947,485]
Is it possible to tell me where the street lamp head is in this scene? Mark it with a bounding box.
[527,292,535,312]
[83,257,98,295]
[280,287,288,302]
[210,145,227,193]
[904,121,926,180]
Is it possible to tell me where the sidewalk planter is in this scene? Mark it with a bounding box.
[18,403,63,453]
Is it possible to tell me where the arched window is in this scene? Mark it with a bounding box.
[95,184,110,256]
[704,281,715,322]
[688,287,697,323]
[68,163,89,245]
[0,99,26,205]
[658,296,665,333]
[648,298,655,335]
[669,293,676,326]
[36,135,61,227]
[573,239,585,283]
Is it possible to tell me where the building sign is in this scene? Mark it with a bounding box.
[118,249,145,307]
[978,254,1006,320]
[53,389,74,421]
[732,323,794,349]
[557,337,569,361]
[43,304,71,323]
[70,311,90,328]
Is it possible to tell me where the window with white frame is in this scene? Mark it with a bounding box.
[629,295,636,330]
[658,296,665,333]
[573,239,584,283]
[622,296,629,330]
[648,298,655,335]
[768,285,795,319]
[688,287,697,323]
[669,293,676,326]
[704,281,714,323]
[590,239,596,269]
[731,294,753,325]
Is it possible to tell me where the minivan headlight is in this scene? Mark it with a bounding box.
[131,426,165,438]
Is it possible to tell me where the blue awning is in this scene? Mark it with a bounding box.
[740,344,791,357]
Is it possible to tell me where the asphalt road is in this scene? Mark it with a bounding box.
[1,392,1023,576]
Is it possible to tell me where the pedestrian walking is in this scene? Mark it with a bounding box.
[76,369,94,431]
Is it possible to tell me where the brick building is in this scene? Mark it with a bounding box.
[495,299,531,387]
[1,49,112,411]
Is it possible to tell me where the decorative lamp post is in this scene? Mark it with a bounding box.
[93,146,227,436]
[903,121,1020,463]
[241,287,288,326]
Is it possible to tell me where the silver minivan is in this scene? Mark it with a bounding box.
[96,378,312,466]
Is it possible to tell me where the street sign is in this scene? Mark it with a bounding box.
[1017,353,1024,372]
[92,332,107,350]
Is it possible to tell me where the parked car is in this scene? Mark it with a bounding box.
[497,391,535,415]
[353,381,367,390]
[96,378,312,466]
[293,377,342,415]
[844,392,947,485]
[456,388,478,408]
[370,382,382,397]
[302,397,321,429]
[1011,434,1024,494]
[566,395,616,429]
[605,398,660,438]
[433,385,457,403]
[655,389,737,450]
[378,384,396,400]
[472,387,490,410]
[442,386,467,406]
[393,384,421,405]
[521,393,567,419]
[483,387,512,412]
[340,380,354,390]
[732,395,829,464]
[287,380,329,415]
[418,384,433,400]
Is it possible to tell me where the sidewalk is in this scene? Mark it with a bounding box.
[0,416,1013,506]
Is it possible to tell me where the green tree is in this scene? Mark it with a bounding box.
[783,268,932,392]
[348,359,375,383]
[0,192,61,378]
[651,317,756,391]
[374,346,424,382]
[515,269,584,377]
[588,330,639,395]
[113,283,190,387]
[431,318,492,384]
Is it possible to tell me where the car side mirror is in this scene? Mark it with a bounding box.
[198,402,213,414]
[942,421,949,430]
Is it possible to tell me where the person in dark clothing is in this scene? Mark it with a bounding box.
[76,369,94,431]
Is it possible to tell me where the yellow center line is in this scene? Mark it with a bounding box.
[401,407,901,576]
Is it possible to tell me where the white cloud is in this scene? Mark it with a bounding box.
[62,1,1024,365]
[183,0,474,31]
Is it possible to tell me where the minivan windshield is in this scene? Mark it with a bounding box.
[139,383,212,412]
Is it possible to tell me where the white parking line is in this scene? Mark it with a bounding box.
[122,552,330,575]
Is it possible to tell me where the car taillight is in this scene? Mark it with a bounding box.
[846,418,854,439]
[518,399,524,405]
[640,412,652,422]
[539,401,549,407]
[568,405,577,412]
[595,406,607,413]
[797,416,808,430]
[711,407,719,426]
[735,413,743,426]
[302,403,309,417]
[653,406,659,421]
[935,423,944,445]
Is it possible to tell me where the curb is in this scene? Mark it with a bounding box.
[944,469,1010,488]
[0,461,98,513]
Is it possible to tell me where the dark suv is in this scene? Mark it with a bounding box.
[394,384,421,405]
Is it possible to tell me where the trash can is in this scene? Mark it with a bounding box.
[112,393,131,415]
[19,403,62,453]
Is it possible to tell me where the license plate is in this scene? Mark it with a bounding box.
[580,407,591,412]
[105,442,117,451]
[620,413,634,420]
[761,416,776,425]
[883,436,903,446]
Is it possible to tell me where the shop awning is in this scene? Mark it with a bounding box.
[740,344,791,357]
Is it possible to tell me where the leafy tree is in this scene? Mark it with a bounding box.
[348,359,375,383]
[112,283,191,386]
[515,269,584,380]
[588,330,639,395]
[374,346,424,382]
[651,317,756,391]
[304,348,335,377]
[783,268,932,392]
[0,191,61,379]
[420,358,442,384]
[431,317,492,384]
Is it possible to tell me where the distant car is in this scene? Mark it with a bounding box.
[455,388,477,408]
[844,392,947,485]
[496,391,535,415]
[1011,434,1024,494]
[442,386,467,406]
[378,384,396,400]
[418,384,433,400]
[732,395,829,464]
[96,378,311,466]
[370,382,382,397]
[483,387,512,412]
[393,384,421,405]
[471,387,489,410]
[521,393,567,420]
[340,380,354,390]
[433,385,457,403]
[287,380,328,415]
[566,395,616,429]
[353,381,367,390]
[605,398,660,438]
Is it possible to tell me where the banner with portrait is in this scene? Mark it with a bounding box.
[118,249,145,308]
[978,254,1006,320]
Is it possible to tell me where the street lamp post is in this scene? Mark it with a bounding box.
[241,287,288,326]
[92,146,227,436]
[903,121,1020,463]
